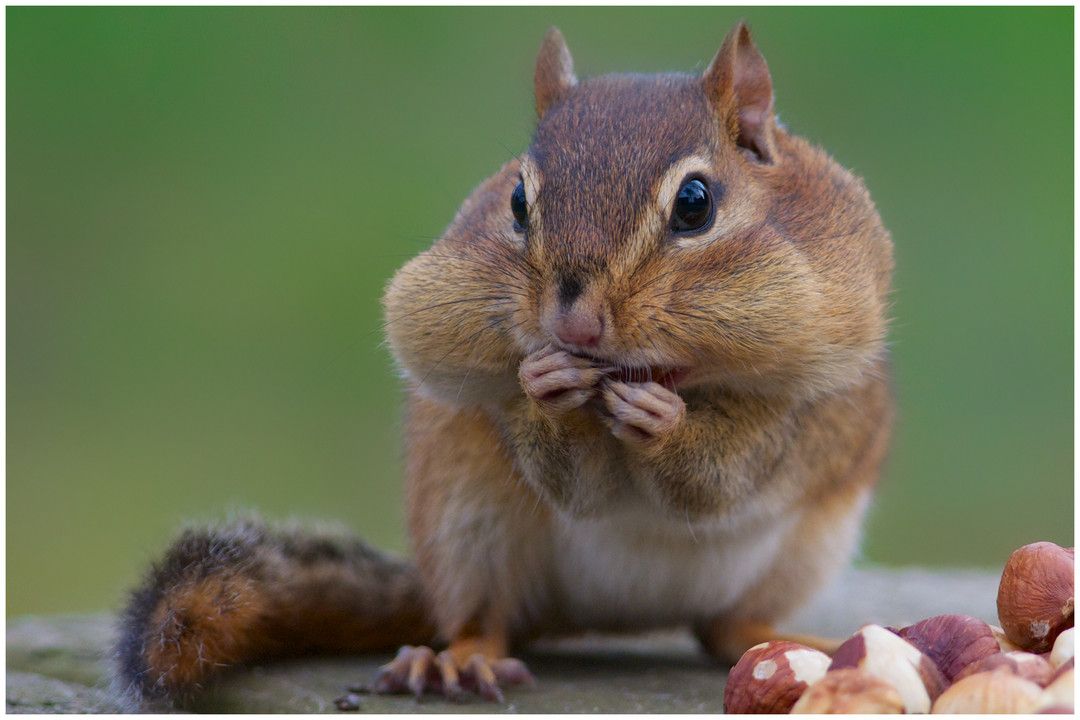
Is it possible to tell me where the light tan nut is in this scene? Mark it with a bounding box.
[790,668,905,714]
[829,624,945,713]
[722,640,830,713]
[1036,666,1074,713]
[954,650,1054,687]
[1049,627,1074,670]
[931,667,1043,713]
[997,542,1074,653]
[990,623,1024,652]
[896,614,1000,683]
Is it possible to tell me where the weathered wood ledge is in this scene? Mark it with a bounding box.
[7,565,1000,713]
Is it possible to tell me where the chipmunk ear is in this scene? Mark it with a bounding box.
[703,21,776,163]
[535,27,578,119]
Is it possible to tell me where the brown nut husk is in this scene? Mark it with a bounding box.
[931,667,1043,713]
[896,614,1000,683]
[829,624,946,713]
[790,668,904,714]
[997,542,1075,653]
[954,650,1054,687]
[722,640,830,714]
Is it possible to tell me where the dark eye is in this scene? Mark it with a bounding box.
[670,178,712,232]
[510,180,528,231]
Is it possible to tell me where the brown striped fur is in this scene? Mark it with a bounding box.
[113,517,434,706]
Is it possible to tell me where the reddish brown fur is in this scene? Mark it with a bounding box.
[404,395,556,642]
[142,573,269,695]
[114,519,434,705]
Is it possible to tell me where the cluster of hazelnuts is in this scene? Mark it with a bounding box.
[724,541,1074,713]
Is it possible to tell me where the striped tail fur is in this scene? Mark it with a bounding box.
[113,515,435,707]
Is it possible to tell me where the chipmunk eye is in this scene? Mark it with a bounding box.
[510,180,528,231]
[670,178,713,232]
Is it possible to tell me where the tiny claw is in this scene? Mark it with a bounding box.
[492,657,537,688]
[371,645,414,694]
[435,650,464,702]
[407,645,436,698]
[466,653,505,703]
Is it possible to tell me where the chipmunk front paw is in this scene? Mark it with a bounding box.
[519,345,605,417]
[601,380,686,444]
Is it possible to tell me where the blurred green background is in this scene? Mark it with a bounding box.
[8,7,1073,617]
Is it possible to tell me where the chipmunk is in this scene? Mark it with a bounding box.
[114,22,894,707]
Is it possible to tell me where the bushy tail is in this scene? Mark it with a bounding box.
[113,516,436,706]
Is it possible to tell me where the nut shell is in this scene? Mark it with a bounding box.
[723,640,830,714]
[1049,627,1074,669]
[990,623,1024,652]
[931,667,1043,714]
[954,650,1054,687]
[790,668,904,714]
[896,614,999,683]
[1036,666,1075,713]
[829,624,946,713]
[997,542,1075,653]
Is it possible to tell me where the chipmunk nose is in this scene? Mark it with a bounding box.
[542,275,606,348]
[552,305,604,347]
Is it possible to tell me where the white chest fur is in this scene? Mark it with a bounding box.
[550,500,799,630]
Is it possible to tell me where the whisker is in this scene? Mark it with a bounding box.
[495,140,525,164]
[655,323,707,364]
[418,251,530,279]
[327,295,514,370]
[686,509,699,543]
[624,266,686,300]
[383,295,516,329]
[655,307,716,324]
[651,280,713,299]
[419,316,521,392]
[643,332,667,382]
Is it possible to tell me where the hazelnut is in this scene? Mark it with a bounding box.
[954,650,1054,687]
[896,614,1000,682]
[997,541,1074,653]
[722,640,830,713]
[1049,627,1074,669]
[931,667,1043,713]
[990,623,1024,652]
[790,668,904,714]
[1036,666,1074,713]
[829,624,946,713]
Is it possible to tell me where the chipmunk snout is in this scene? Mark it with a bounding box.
[549,305,604,347]
[540,275,607,349]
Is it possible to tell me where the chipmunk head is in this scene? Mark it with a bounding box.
[384,23,892,405]
[505,23,891,398]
